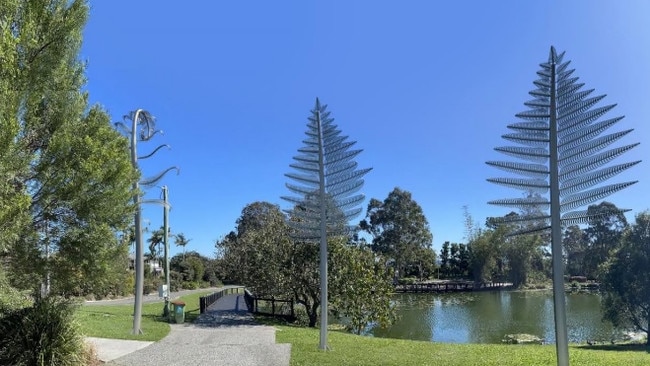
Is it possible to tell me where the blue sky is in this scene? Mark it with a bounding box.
[81,1,650,257]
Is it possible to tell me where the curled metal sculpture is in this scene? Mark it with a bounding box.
[115,109,179,335]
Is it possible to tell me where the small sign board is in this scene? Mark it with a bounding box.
[158,284,168,298]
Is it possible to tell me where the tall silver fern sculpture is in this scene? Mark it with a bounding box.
[487,47,640,366]
[283,98,371,350]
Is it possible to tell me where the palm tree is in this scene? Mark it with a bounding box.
[174,233,191,260]
[147,227,165,266]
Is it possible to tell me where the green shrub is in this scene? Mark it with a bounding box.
[0,272,32,315]
[143,277,162,295]
[184,281,199,290]
[398,277,417,285]
[293,304,313,327]
[0,296,86,365]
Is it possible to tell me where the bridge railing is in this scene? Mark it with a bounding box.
[244,289,295,321]
[199,286,245,314]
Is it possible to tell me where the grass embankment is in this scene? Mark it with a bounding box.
[76,291,213,341]
[270,322,650,366]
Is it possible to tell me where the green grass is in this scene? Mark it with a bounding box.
[76,290,213,341]
[268,321,650,366]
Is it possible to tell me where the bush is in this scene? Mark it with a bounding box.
[0,296,86,365]
[143,277,162,295]
[184,281,199,290]
[398,277,418,285]
[293,304,312,327]
[0,272,32,315]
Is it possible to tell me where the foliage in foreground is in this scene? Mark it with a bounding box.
[271,322,650,366]
[600,211,650,345]
[0,296,85,366]
[1,0,138,298]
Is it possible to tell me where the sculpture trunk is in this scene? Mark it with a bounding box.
[131,109,144,335]
[316,109,329,351]
[549,60,569,366]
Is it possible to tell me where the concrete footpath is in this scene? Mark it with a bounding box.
[93,294,290,366]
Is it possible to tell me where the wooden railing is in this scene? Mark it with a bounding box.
[199,286,245,314]
[244,289,295,321]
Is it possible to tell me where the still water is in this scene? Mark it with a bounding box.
[370,291,624,344]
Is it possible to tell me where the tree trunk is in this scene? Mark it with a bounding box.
[308,302,319,328]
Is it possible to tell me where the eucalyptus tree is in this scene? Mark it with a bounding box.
[115,110,178,335]
[360,187,433,280]
[487,46,640,365]
[282,99,371,350]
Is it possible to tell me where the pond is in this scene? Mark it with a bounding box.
[370,291,626,344]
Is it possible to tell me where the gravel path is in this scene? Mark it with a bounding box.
[107,294,291,366]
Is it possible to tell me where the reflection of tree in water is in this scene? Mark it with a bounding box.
[372,293,435,341]
[565,293,620,343]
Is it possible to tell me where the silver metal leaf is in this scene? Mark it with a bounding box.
[558,104,617,134]
[502,132,549,147]
[560,181,637,211]
[559,143,640,179]
[507,121,549,132]
[284,99,371,238]
[495,146,549,163]
[558,116,624,152]
[487,177,549,192]
[559,161,641,195]
[486,161,549,178]
[559,129,633,166]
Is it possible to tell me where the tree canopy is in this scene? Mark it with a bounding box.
[0,0,137,297]
[360,187,434,279]
[600,211,650,345]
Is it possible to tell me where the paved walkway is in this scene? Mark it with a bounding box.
[104,293,291,366]
[83,287,223,306]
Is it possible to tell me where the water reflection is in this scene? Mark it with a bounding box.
[371,291,622,344]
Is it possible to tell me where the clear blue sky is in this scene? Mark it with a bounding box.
[81,1,650,257]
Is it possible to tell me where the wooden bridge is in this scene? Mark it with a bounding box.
[395,281,513,293]
[199,286,295,321]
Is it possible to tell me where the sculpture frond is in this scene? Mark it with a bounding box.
[284,99,371,240]
[487,46,640,230]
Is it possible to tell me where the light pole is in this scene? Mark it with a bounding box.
[162,186,171,318]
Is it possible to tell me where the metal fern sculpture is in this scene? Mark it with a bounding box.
[282,98,371,350]
[487,47,640,366]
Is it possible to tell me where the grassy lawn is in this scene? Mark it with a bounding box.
[270,322,650,366]
[76,290,213,341]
